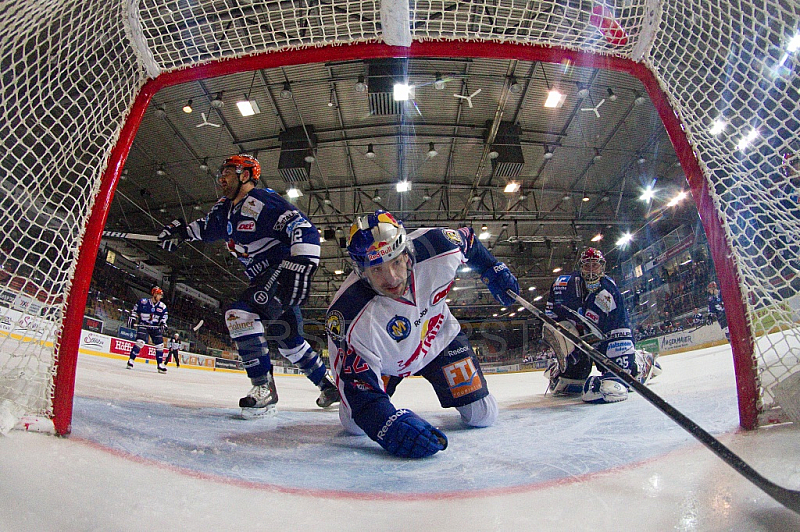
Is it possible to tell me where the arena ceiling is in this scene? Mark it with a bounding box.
[103,55,693,312]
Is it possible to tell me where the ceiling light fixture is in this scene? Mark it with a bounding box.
[304,149,316,164]
[199,157,209,171]
[577,83,590,99]
[427,142,438,158]
[593,148,603,163]
[563,193,572,201]
[434,72,445,90]
[638,155,647,164]
[210,92,224,109]
[236,98,260,116]
[182,99,193,113]
[286,187,303,198]
[355,74,367,93]
[327,88,335,107]
[582,195,590,202]
[634,92,646,106]
[396,181,412,193]
[543,145,554,159]
[155,105,167,119]
[509,76,521,94]
[591,233,603,242]
[280,82,292,99]
[372,191,382,203]
[488,147,500,159]
[365,143,376,159]
[504,182,520,193]
[156,164,166,176]
[607,87,617,101]
[544,89,566,108]
[393,82,414,101]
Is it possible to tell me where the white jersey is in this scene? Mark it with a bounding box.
[327,228,476,379]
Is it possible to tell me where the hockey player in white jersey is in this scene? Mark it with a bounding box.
[325,210,519,458]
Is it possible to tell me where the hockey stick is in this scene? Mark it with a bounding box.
[510,290,800,514]
[192,319,204,332]
[102,231,159,242]
[554,304,605,340]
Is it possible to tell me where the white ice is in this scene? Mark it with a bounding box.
[1,345,800,531]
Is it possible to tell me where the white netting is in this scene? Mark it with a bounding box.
[1,0,798,432]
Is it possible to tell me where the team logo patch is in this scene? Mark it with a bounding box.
[326,310,345,341]
[442,357,483,398]
[442,229,462,246]
[431,281,454,306]
[555,275,571,287]
[253,290,269,305]
[237,220,256,232]
[241,197,264,218]
[585,309,600,324]
[386,315,411,342]
[594,290,616,313]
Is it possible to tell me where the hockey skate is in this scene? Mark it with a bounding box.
[316,375,341,408]
[126,360,134,369]
[544,359,584,396]
[157,363,167,374]
[239,373,278,419]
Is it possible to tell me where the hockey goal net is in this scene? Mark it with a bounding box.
[1,1,798,435]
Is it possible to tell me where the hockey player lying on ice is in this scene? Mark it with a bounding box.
[326,210,520,458]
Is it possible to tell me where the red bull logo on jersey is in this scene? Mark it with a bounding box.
[443,357,483,398]
[399,313,444,371]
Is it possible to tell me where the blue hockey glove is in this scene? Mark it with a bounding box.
[481,262,519,306]
[158,219,188,252]
[376,409,448,458]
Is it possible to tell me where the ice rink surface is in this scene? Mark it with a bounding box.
[2,344,800,531]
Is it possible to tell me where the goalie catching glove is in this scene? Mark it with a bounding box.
[158,219,189,252]
[481,262,520,306]
[271,257,317,307]
[376,409,448,458]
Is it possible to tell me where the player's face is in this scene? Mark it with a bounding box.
[218,167,245,200]
[364,253,409,298]
[152,293,163,303]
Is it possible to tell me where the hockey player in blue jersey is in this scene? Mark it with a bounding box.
[126,286,169,373]
[157,154,339,417]
[325,210,519,458]
[544,247,659,404]
[707,281,730,340]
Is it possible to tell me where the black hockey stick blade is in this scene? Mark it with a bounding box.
[102,231,160,242]
[510,290,800,514]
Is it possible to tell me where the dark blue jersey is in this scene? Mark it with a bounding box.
[131,298,168,327]
[546,271,633,353]
[185,188,320,280]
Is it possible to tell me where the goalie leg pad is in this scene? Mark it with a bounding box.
[542,321,578,371]
[582,375,628,404]
[635,349,662,384]
[456,393,498,428]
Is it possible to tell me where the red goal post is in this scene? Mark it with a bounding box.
[2,1,797,435]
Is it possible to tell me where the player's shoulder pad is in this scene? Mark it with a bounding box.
[600,275,620,292]
[326,279,376,343]
[412,228,463,263]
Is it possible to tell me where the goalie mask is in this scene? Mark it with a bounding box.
[579,247,606,292]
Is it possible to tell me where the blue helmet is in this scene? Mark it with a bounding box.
[347,210,412,272]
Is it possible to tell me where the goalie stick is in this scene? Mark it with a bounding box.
[510,290,800,514]
[102,231,159,242]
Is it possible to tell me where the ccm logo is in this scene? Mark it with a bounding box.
[237,221,256,232]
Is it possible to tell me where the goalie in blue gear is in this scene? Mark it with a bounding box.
[543,247,660,404]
